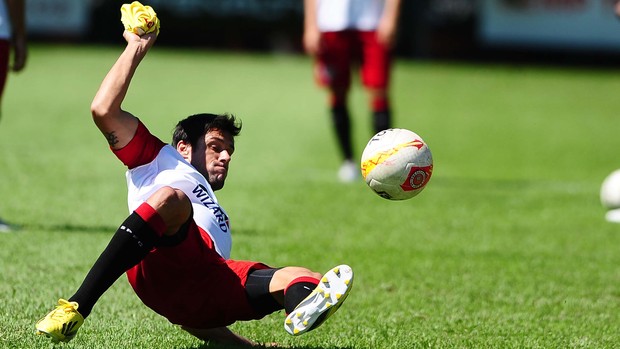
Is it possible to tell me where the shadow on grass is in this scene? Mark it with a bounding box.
[21,222,119,233]
[22,224,263,236]
[186,344,354,349]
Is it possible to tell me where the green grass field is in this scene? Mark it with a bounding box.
[1,44,619,348]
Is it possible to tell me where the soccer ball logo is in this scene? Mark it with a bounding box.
[361,128,433,200]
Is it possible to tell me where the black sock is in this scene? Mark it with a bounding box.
[330,106,353,160]
[373,109,391,133]
[69,211,158,318]
[284,277,319,314]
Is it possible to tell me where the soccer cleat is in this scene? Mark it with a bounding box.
[284,264,354,336]
[0,217,13,233]
[35,299,84,343]
[338,160,360,183]
[606,208,620,223]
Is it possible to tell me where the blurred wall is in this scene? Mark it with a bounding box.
[479,0,620,52]
[27,0,307,52]
[23,0,620,61]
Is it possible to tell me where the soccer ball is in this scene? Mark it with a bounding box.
[361,128,433,200]
[601,169,620,223]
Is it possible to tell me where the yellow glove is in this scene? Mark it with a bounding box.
[120,1,160,36]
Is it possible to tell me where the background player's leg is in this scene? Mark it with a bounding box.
[370,88,391,133]
[329,88,354,163]
[359,31,393,134]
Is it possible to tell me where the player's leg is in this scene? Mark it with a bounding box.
[329,86,359,182]
[0,40,13,231]
[0,39,10,120]
[68,186,190,316]
[315,31,358,182]
[369,87,391,132]
[246,267,321,308]
[277,266,354,336]
[359,31,393,133]
[36,186,191,343]
[328,86,353,162]
[243,265,353,335]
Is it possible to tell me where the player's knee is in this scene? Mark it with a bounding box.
[146,186,191,235]
[147,186,187,207]
[367,87,387,99]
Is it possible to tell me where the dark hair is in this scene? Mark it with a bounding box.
[171,113,242,147]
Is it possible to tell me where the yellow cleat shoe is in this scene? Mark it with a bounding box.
[35,299,84,343]
[284,264,353,336]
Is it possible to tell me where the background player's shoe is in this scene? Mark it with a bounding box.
[0,217,13,232]
[284,264,353,336]
[338,160,360,183]
[36,299,84,343]
[605,208,620,223]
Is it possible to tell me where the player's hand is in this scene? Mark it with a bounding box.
[376,17,397,49]
[123,30,157,51]
[10,37,27,72]
[121,1,160,36]
[303,27,321,56]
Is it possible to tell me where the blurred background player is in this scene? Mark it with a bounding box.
[303,0,402,182]
[0,0,27,232]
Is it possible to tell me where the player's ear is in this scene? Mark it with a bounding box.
[177,141,192,160]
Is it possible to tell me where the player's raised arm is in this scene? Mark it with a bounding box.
[91,1,160,150]
[90,30,156,150]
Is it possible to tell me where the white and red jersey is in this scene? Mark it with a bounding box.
[316,0,385,32]
[114,121,232,259]
[113,121,270,328]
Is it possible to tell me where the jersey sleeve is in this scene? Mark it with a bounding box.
[112,121,166,169]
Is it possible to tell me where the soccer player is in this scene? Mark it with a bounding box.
[0,0,27,232]
[35,29,353,346]
[303,0,402,182]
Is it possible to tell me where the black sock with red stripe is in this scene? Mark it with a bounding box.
[69,203,165,318]
[371,94,391,133]
[284,276,320,314]
[373,109,391,133]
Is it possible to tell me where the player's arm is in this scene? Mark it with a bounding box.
[377,0,402,48]
[6,0,27,72]
[303,0,320,55]
[181,326,262,347]
[90,30,156,150]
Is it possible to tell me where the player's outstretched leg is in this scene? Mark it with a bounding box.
[35,299,84,343]
[284,264,354,336]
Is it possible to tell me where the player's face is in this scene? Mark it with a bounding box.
[191,128,235,191]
